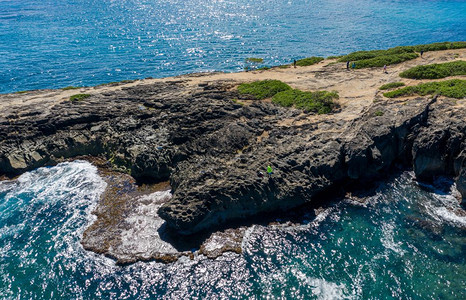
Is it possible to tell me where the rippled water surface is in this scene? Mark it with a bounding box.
[1,0,465,93]
[0,161,465,299]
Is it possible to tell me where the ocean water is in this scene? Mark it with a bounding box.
[0,161,465,299]
[0,0,465,93]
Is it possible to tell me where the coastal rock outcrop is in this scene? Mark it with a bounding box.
[1,76,465,238]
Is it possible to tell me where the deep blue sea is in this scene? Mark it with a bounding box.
[0,0,465,93]
[1,1,466,299]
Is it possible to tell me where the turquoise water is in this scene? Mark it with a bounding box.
[0,161,465,299]
[1,0,465,93]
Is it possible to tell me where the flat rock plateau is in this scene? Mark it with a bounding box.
[1,49,465,263]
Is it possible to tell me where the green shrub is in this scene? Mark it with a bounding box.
[374,111,384,116]
[237,80,292,99]
[353,53,419,69]
[379,82,406,90]
[69,94,91,101]
[413,42,466,52]
[327,55,342,60]
[336,42,466,69]
[383,79,466,99]
[295,56,324,66]
[400,61,466,79]
[338,42,466,63]
[272,89,339,114]
[246,57,264,63]
[257,66,271,71]
[338,47,415,62]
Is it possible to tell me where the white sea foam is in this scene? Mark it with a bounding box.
[119,190,178,255]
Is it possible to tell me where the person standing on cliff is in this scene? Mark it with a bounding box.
[420,50,424,58]
[293,59,297,68]
[346,61,350,70]
[383,65,387,74]
[267,165,273,176]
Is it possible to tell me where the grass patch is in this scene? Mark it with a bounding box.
[246,57,264,63]
[278,64,291,69]
[295,56,324,66]
[70,93,91,101]
[237,80,292,99]
[400,61,466,79]
[374,111,384,116]
[272,89,339,114]
[379,82,406,90]
[383,79,466,99]
[14,90,29,94]
[257,66,271,71]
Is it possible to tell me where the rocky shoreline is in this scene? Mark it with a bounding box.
[0,48,465,263]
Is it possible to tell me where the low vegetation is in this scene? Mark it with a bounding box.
[379,82,405,90]
[400,61,466,79]
[237,80,338,114]
[237,80,291,99]
[295,56,324,67]
[383,79,466,99]
[245,57,264,63]
[374,111,384,116]
[352,53,419,69]
[413,41,466,52]
[336,42,466,69]
[62,86,81,90]
[69,93,91,101]
[272,89,338,114]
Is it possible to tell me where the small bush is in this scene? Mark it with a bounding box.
[400,61,466,79]
[383,79,466,99]
[70,94,91,101]
[374,111,384,116]
[295,56,324,66]
[272,89,338,114]
[379,82,406,90]
[237,80,292,99]
[246,57,264,63]
[327,55,342,60]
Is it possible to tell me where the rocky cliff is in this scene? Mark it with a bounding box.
[1,50,465,238]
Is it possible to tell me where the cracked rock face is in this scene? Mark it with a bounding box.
[1,79,465,236]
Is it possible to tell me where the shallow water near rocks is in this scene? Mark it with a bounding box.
[0,161,465,299]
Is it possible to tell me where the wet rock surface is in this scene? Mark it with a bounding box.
[1,79,465,250]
